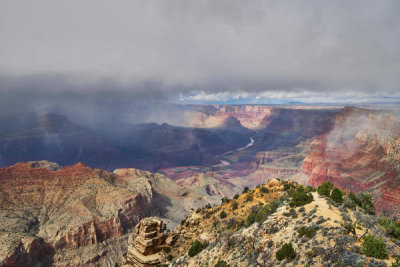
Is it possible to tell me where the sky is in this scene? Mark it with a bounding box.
[0,0,400,104]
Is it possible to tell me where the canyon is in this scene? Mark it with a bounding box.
[165,105,400,217]
[0,112,252,171]
[0,161,153,266]
[0,104,400,266]
[0,159,242,266]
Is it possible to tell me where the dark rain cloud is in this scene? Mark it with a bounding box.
[0,0,399,101]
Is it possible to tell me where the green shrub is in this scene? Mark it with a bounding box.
[231,201,238,210]
[233,194,239,200]
[379,217,400,239]
[244,200,281,228]
[347,191,375,214]
[317,182,334,196]
[180,219,185,225]
[245,212,257,227]
[348,191,362,206]
[283,182,292,191]
[236,220,245,231]
[270,226,279,234]
[276,243,296,261]
[358,193,375,215]
[342,221,356,235]
[214,260,228,267]
[361,235,388,259]
[255,200,280,223]
[283,208,298,218]
[289,186,313,207]
[188,240,206,257]
[242,187,249,193]
[260,187,269,194]
[245,195,253,202]
[221,197,230,204]
[163,247,171,253]
[195,208,202,213]
[392,255,400,267]
[298,226,317,238]
[220,211,227,219]
[305,185,316,193]
[331,188,343,203]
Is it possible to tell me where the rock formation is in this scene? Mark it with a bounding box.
[255,151,291,165]
[189,104,275,129]
[301,107,400,216]
[124,217,167,267]
[174,172,242,199]
[0,161,157,266]
[0,162,235,266]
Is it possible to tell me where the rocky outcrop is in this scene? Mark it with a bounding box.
[28,160,62,171]
[0,235,54,267]
[0,161,157,266]
[1,161,234,266]
[175,172,242,199]
[142,179,399,266]
[254,151,291,165]
[124,217,167,267]
[174,183,399,266]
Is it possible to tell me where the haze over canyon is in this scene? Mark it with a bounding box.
[1,0,400,266]
[0,103,399,266]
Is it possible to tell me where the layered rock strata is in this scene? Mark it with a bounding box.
[189,105,274,129]
[301,107,400,216]
[124,217,166,267]
[0,161,155,266]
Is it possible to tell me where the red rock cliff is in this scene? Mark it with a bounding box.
[301,107,400,216]
[189,105,275,129]
[0,161,154,266]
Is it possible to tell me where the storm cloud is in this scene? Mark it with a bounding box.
[0,0,399,102]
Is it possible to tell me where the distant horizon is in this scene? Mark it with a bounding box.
[178,99,400,106]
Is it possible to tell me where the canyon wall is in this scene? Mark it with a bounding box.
[0,160,239,266]
[301,107,400,216]
[0,161,157,266]
[188,105,275,129]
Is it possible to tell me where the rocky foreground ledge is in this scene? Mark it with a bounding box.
[124,179,400,267]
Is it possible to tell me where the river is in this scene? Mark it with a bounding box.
[236,137,254,151]
[219,137,255,162]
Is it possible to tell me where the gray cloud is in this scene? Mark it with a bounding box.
[0,0,399,101]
